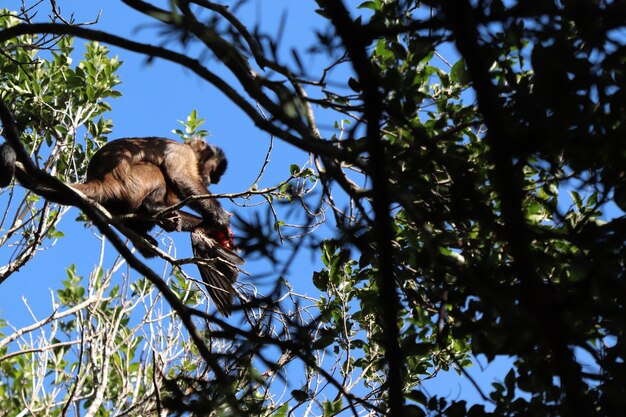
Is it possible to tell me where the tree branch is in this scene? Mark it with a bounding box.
[316,1,404,415]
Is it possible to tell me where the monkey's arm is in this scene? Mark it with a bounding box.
[187,191,231,229]
[163,154,231,229]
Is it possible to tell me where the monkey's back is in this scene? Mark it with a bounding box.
[85,137,176,180]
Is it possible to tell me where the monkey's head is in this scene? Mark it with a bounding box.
[189,139,228,185]
[206,144,227,184]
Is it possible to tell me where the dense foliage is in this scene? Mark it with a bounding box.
[1,1,626,416]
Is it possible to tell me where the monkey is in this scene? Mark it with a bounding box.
[76,137,230,251]
[0,137,242,315]
[79,137,229,231]
[1,137,229,237]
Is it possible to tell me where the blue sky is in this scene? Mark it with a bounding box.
[0,0,514,409]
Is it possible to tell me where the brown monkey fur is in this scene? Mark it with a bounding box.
[77,138,229,228]
[0,137,242,315]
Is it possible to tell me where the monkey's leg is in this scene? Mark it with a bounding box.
[132,175,203,233]
[106,162,168,257]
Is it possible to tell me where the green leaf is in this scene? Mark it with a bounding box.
[291,389,309,402]
[312,270,329,290]
[323,399,344,416]
[444,401,467,417]
[357,1,379,11]
[450,58,470,85]
[274,404,289,417]
[348,77,361,92]
[406,390,427,405]
[403,405,426,417]
[571,190,582,209]
[312,328,335,349]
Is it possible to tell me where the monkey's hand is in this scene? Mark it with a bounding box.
[201,210,234,249]
[212,207,232,229]
[197,222,235,249]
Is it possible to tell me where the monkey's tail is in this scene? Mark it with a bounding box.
[0,143,66,202]
[0,142,94,205]
[0,142,17,188]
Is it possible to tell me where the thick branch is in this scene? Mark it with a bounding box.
[317,1,404,415]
